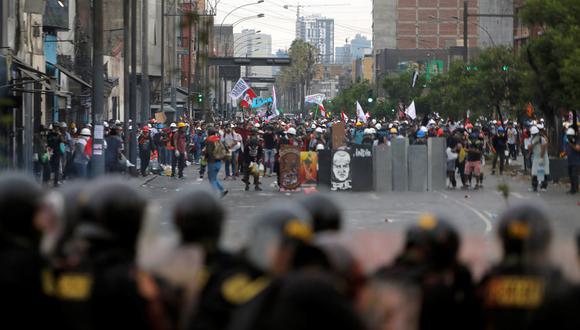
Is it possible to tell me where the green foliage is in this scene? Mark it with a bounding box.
[519,0,580,110]
[327,81,374,117]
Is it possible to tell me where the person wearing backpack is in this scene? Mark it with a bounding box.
[205,128,228,197]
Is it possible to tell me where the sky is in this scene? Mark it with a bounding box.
[214,0,373,53]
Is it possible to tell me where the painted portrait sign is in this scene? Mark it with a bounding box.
[299,152,318,187]
[331,148,352,191]
[279,145,301,190]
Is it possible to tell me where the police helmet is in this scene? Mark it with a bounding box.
[173,187,224,245]
[0,173,44,246]
[297,193,342,233]
[81,178,147,252]
[497,203,551,258]
[404,213,460,268]
[245,202,312,273]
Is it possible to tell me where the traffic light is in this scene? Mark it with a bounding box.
[197,92,203,103]
[501,65,509,71]
[367,90,373,104]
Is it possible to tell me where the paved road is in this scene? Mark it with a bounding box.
[135,160,580,280]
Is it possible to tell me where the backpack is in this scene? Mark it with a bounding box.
[213,141,227,160]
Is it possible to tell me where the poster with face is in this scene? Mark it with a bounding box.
[332,122,346,150]
[331,148,352,191]
[279,145,301,190]
[299,152,318,187]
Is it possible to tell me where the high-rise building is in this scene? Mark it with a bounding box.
[234,29,273,77]
[351,34,372,59]
[296,15,334,64]
[335,44,352,65]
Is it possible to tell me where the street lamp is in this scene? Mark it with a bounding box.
[450,16,496,47]
[57,0,65,7]
[217,0,265,55]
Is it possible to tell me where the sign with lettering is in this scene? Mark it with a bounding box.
[331,148,352,191]
[352,145,373,191]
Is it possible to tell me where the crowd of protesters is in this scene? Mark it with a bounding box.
[32,113,580,195]
[2,171,580,330]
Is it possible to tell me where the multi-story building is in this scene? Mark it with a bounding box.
[335,44,352,65]
[234,29,273,78]
[296,15,334,64]
[513,0,540,52]
[351,34,372,59]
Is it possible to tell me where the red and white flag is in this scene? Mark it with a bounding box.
[318,103,326,118]
[341,112,349,122]
[240,88,257,108]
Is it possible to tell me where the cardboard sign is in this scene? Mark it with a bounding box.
[279,145,301,190]
[351,145,373,192]
[299,152,318,187]
[330,147,352,191]
[332,122,346,150]
[155,112,167,123]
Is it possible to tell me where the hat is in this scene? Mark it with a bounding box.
[178,122,186,128]
[80,128,91,136]
[142,126,150,132]
[170,123,177,128]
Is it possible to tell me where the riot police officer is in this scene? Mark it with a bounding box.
[43,178,158,330]
[478,203,578,330]
[374,214,478,330]
[297,193,342,233]
[0,173,48,329]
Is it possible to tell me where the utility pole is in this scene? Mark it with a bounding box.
[123,0,131,156]
[170,0,177,111]
[142,0,150,122]
[91,0,105,176]
[160,0,165,115]
[187,3,193,119]
[463,0,468,63]
[129,0,138,171]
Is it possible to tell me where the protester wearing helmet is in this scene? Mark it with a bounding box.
[138,125,153,177]
[415,129,427,145]
[507,122,518,160]
[72,127,91,178]
[491,126,508,175]
[566,127,580,194]
[529,125,550,192]
[464,130,484,189]
[172,122,188,178]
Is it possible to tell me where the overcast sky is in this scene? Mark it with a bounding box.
[215,0,373,52]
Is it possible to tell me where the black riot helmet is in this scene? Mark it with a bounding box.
[0,173,44,247]
[297,193,342,233]
[173,187,224,248]
[497,203,551,259]
[245,202,313,274]
[80,178,147,253]
[404,213,460,268]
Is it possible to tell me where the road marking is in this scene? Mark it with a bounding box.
[510,192,526,199]
[438,192,493,234]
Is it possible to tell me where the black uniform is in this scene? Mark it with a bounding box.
[491,133,508,175]
[242,137,263,190]
[478,263,579,330]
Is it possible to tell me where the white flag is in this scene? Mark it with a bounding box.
[268,85,280,120]
[412,69,419,88]
[230,78,250,100]
[405,101,417,120]
[356,101,367,123]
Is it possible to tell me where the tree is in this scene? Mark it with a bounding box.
[519,0,580,153]
[276,40,318,114]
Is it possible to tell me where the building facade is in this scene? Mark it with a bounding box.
[297,15,335,64]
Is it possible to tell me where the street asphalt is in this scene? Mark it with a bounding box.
[134,159,580,280]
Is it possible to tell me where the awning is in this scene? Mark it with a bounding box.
[46,61,92,89]
[12,57,53,90]
[151,104,176,113]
